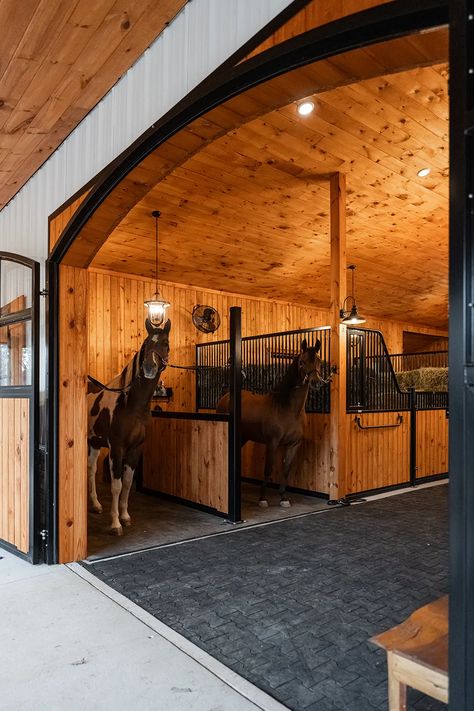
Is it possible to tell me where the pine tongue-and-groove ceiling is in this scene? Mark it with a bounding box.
[92,48,449,329]
[0,0,187,209]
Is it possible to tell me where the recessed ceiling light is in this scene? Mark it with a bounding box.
[417,167,431,177]
[297,100,315,116]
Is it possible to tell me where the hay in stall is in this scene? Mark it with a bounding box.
[395,367,448,392]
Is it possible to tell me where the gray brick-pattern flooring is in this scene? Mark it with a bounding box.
[88,486,448,710]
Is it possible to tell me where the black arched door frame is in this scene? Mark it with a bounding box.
[48,1,474,707]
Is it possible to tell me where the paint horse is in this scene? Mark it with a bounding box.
[217,339,322,507]
[87,318,171,535]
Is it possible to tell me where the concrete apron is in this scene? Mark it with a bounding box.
[0,550,287,711]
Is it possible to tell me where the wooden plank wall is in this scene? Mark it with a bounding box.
[248,0,392,57]
[416,410,449,478]
[87,268,447,411]
[0,398,29,553]
[49,191,90,252]
[86,268,448,498]
[242,414,331,495]
[87,268,328,411]
[58,264,88,563]
[142,417,229,513]
[346,412,410,494]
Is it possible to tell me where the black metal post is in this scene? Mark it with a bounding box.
[228,306,242,523]
[409,388,417,486]
[450,1,474,707]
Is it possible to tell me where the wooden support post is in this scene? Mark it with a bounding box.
[329,172,348,501]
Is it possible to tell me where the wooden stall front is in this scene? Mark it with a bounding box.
[143,412,229,515]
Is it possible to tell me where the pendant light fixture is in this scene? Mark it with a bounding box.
[144,210,170,326]
[339,264,366,325]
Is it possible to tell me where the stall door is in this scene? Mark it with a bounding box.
[0,254,39,561]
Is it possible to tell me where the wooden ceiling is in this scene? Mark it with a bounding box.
[0,0,187,208]
[89,29,449,328]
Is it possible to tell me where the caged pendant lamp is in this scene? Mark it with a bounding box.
[144,210,170,326]
[339,264,366,325]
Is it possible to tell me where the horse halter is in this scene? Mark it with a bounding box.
[298,353,321,385]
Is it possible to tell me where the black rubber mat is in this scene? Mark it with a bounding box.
[87,486,448,711]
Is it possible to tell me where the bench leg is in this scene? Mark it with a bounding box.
[387,651,407,711]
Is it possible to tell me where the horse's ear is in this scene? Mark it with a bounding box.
[301,338,308,352]
[145,318,154,335]
[163,319,171,335]
[315,339,321,352]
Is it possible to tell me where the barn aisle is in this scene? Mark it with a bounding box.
[87,483,328,561]
[86,484,449,711]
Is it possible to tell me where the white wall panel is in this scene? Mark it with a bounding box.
[0,0,292,271]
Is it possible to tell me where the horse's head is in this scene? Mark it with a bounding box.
[297,338,322,386]
[142,318,171,379]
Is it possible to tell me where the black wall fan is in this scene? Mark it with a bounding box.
[192,304,221,333]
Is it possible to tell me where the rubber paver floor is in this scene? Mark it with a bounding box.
[86,485,448,711]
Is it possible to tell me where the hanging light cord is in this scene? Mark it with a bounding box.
[152,209,161,296]
[351,265,356,301]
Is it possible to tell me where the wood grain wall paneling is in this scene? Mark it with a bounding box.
[0,397,29,553]
[242,414,331,495]
[87,268,330,411]
[346,412,410,494]
[58,264,88,563]
[87,268,448,498]
[142,417,229,514]
[416,409,449,478]
[87,267,447,406]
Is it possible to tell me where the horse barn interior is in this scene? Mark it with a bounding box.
[46,25,450,564]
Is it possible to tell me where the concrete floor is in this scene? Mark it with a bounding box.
[0,549,287,711]
[87,482,328,561]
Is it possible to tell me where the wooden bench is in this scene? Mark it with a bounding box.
[370,595,448,710]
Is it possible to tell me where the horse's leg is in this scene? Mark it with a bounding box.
[279,440,301,507]
[119,447,141,527]
[259,441,277,508]
[87,446,102,513]
[109,449,124,536]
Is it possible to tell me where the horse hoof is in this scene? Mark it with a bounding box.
[109,526,123,536]
[258,500,269,508]
[120,518,132,527]
[89,505,102,514]
[280,499,291,508]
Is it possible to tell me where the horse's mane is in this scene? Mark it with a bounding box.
[107,341,145,389]
[270,357,301,406]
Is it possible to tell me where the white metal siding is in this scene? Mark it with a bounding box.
[0,0,292,270]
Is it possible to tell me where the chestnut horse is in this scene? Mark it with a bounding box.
[87,318,170,535]
[217,338,322,507]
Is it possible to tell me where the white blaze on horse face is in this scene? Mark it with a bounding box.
[143,352,159,379]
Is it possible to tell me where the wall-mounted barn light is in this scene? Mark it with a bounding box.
[340,264,366,325]
[296,100,315,116]
[144,210,170,326]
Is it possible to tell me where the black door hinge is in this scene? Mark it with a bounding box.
[39,289,48,297]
